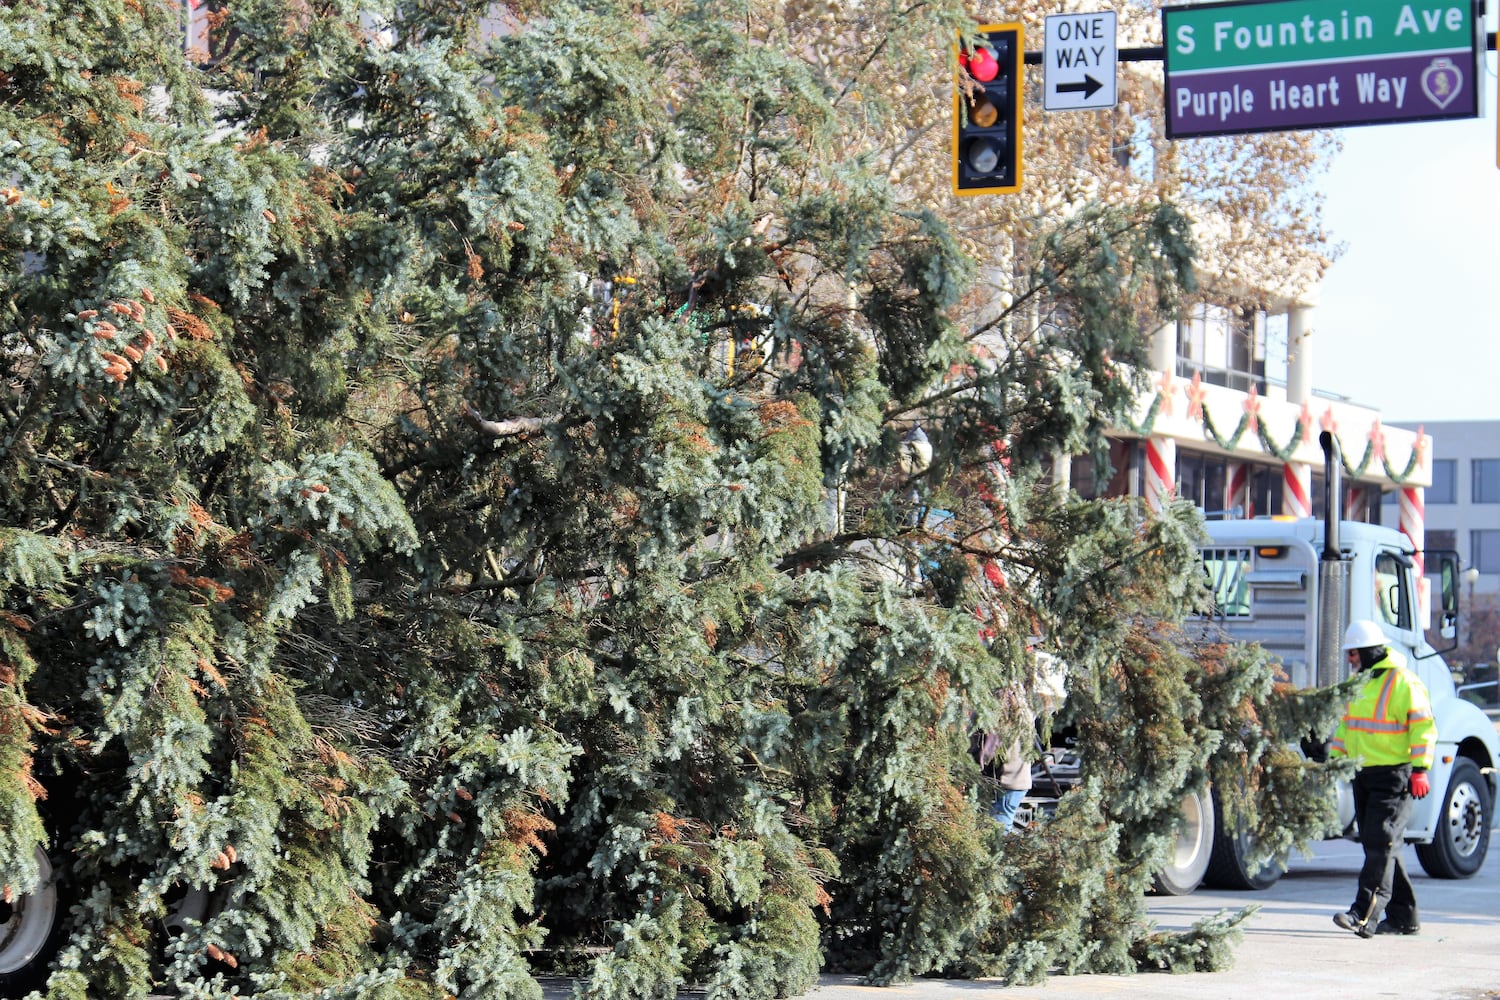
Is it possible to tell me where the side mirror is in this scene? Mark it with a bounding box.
[1423,549,1462,655]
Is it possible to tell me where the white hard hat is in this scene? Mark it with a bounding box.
[1342,619,1387,650]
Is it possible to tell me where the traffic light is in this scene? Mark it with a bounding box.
[953,24,1022,195]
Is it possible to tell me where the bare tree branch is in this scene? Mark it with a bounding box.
[461,403,560,439]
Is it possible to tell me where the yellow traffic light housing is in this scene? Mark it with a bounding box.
[953,24,1023,195]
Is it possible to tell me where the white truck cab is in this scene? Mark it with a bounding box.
[1019,434,1496,896]
[1201,514,1499,878]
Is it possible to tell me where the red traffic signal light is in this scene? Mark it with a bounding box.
[953,25,1022,195]
[963,46,999,83]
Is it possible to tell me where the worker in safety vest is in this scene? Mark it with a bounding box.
[1328,619,1437,938]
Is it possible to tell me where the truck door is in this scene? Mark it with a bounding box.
[1373,548,1419,651]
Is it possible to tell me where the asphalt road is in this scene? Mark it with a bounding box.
[800,832,1500,1000]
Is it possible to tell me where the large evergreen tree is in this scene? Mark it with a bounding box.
[1,1,1342,997]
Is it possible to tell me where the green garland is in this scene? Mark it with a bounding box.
[1121,389,1425,487]
[1121,392,1163,437]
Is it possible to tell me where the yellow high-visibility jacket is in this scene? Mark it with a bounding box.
[1330,650,1437,770]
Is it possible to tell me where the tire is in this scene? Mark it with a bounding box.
[1205,788,1285,891]
[0,845,71,996]
[1152,785,1215,896]
[1416,757,1492,879]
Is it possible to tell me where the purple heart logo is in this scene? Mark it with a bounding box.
[1421,58,1462,109]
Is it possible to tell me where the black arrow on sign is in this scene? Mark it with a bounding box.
[1056,74,1104,99]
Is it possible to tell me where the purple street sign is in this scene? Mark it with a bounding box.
[1163,0,1481,139]
[1169,52,1475,136]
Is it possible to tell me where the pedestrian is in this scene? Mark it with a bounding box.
[977,682,1035,832]
[981,733,1032,831]
[1328,618,1436,938]
[972,728,1032,827]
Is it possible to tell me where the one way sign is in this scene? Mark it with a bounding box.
[1043,11,1117,112]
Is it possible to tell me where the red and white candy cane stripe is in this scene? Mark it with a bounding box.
[1399,486,1425,577]
[1282,462,1312,519]
[1226,461,1251,518]
[1400,484,1428,622]
[1144,436,1176,513]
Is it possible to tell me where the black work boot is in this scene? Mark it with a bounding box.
[1378,903,1420,934]
[1333,910,1376,938]
[1376,918,1420,935]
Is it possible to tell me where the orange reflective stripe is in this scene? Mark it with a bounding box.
[1373,669,1397,720]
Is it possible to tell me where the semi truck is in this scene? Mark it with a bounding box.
[1038,432,1498,895]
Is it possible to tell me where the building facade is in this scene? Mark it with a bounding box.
[1072,302,1431,539]
[1386,421,1500,583]
[1388,420,1500,673]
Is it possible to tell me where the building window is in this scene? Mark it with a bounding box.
[1175,304,1268,394]
[1070,440,1139,501]
[1473,530,1500,574]
[1175,451,1226,514]
[1340,483,1381,524]
[1249,464,1284,518]
[1427,460,1457,504]
[1426,529,1457,555]
[1384,462,1455,505]
[1176,454,1203,510]
[1474,460,1500,503]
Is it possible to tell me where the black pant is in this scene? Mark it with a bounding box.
[1350,763,1417,926]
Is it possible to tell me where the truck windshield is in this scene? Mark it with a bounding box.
[1199,547,1252,618]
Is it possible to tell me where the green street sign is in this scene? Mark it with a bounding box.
[1164,0,1481,138]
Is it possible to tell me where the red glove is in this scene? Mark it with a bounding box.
[1410,771,1431,799]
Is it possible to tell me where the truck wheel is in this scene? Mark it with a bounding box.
[0,846,71,995]
[1151,786,1215,896]
[1415,757,1492,879]
[1205,789,1285,891]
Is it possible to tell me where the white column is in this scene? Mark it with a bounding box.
[1286,303,1313,405]
[1280,302,1316,521]
[1150,321,1176,374]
